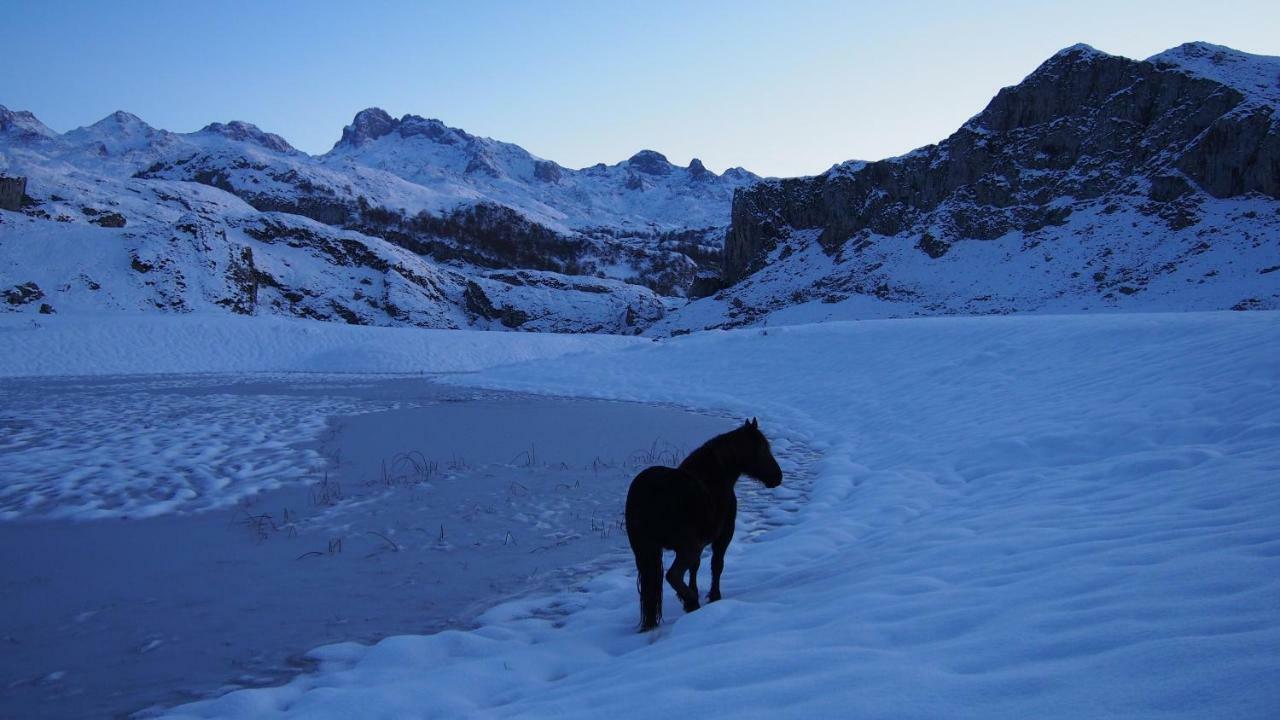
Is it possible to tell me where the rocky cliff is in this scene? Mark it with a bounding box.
[664,42,1279,333]
[724,44,1279,284]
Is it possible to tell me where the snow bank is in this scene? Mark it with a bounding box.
[0,314,646,377]
[165,311,1280,719]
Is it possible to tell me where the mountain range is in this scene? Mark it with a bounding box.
[2,41,1277,334]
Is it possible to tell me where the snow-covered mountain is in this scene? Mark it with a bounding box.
[323,108,758,232]
[3,41,1278,335]
[1,104,755,332]
[654,42,1280,333]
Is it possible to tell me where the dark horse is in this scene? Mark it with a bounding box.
[625,418,782,631]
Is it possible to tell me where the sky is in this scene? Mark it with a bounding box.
[2,0,1278,177]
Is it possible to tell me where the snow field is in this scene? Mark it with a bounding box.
[0,313,647,379]
[164,311,1280,718]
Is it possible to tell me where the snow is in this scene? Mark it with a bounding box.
[153,310,1280,719]
[1149,42,1280,106]
[0,313,645,378]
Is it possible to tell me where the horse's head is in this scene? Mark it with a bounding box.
[737,417,782,488]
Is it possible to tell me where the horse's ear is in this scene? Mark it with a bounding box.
[751,417,758,428]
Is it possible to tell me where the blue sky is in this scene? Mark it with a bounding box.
[3,0,1277,176]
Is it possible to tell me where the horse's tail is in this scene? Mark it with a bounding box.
[627,470,665,632]
[634,541,663,631]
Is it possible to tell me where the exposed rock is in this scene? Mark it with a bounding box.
[627,150,673,176]
[398,115,461,143]
[464,151,501,177]
[334,108,397,149]
[0,175,25,211]
[463,280,498,320]
[87,210,127,228]
[4,281,44,306]
[1150,175,1194,202]
[533,160,563,183]
[917,232,950,259]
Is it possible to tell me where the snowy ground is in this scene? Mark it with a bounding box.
[3,311,1277,719]
[153,311,1278,719]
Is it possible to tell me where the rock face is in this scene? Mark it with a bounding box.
[631,42,1280,334]
[0,175,25,211]
[723,44,1280,284]
[335,108,398,148]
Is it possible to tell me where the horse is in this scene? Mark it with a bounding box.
[625,417,783,631]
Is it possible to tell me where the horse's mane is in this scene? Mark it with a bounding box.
[677,426,745,482]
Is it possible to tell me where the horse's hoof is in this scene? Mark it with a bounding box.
[707,592,721,603]
[683,600,701,613]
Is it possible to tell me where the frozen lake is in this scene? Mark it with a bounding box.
[0,375,740,719]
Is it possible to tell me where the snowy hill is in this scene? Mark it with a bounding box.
[656,42,1280,332]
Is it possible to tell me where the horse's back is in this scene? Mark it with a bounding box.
[626,466,710,550]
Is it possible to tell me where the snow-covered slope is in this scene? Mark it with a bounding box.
[0,159,668,333]
[1,106,694,332]
[668,42,1280,332]
[156,310,1280,719]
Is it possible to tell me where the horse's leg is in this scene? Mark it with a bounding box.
[686,547,702,601]
[708,505,736,602]
[665,545,701,613]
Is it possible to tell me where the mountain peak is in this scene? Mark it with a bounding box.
[93,110,148,128]
[627,150,672,175]
[687,157,714,180]
[335,108,398,149]
[1053,43,1105,59]
[398,114,468,145]
[199,121,295,153]
[0,105,60,143]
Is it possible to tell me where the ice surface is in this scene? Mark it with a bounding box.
[0,376,747,719]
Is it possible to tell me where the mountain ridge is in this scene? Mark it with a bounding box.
[3,41,1278,335]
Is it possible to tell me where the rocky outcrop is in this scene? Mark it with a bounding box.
[334,108,398,148]
[4,281,43,306]
[199,121,296,154]
[533,160,563,183]
[723,45,1280,283]
[627,150,674,176]
[0,175,25,211]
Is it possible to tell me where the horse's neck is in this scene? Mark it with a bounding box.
[679,440,739,491]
